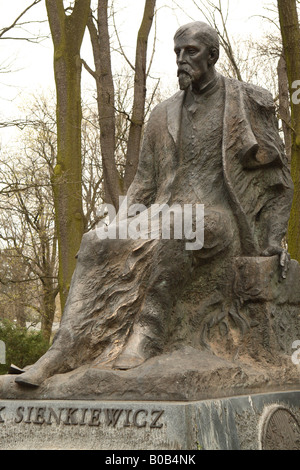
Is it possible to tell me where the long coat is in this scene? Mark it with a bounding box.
[126,75,294,256]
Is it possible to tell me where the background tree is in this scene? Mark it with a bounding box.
[0,249,32,328]
[0,96,59,343]
[45,0,91,309]
[0,0,47,126]
[84,0,157,210]
[277,0,300,262]
[0,0,44,44]
[0,158,58,344]
[0,92,105,341]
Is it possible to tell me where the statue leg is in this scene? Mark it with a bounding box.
[15,229,137,387]
[114,208,237,370]
[114,238,193,369]
[14,332,73,388]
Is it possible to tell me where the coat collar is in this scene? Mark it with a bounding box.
[166,75,222,145]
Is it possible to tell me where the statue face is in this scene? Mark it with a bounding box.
[174,29,214,91]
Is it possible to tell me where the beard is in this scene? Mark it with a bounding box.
[177,71,192,90]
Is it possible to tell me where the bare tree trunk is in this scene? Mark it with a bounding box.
[87,1,121,209]
[40,226,58,343]
[41,277,57,344]
[86,0,156,207]
[278,0,300,261]
[123,0,156,192]
[46,0,91,309]
[15,284,26,328]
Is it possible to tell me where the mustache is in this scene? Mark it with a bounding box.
[177,67,192,77]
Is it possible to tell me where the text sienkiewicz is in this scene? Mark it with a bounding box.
[0,405,164,429]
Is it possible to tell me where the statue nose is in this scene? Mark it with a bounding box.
[177,51,186,64]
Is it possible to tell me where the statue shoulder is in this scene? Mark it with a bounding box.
[150,91,184,116]
[241,80,275,110]
[223,76,275,110]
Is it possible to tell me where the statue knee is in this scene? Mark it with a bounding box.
[76,230,103,263]
[197,209,235,258]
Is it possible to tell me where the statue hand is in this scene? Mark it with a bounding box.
[261,245,291,279]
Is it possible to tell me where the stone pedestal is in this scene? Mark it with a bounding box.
[0,391,299,450]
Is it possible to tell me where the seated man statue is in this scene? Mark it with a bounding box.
[15,21,293,388]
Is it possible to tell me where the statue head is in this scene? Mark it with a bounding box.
[174,21,220,92]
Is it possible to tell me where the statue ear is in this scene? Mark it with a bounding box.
[209,47,219,65]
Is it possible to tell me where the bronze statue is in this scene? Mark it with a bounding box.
[15,21,293,388]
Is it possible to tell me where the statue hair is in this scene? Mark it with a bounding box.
[174,21,220,56]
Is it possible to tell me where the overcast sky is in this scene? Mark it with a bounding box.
[0,0,278,146]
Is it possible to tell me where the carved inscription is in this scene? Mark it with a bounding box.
[0,405,165,429]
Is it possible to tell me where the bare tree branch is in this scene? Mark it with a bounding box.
[0,0,43,40]
[111,3,135,71]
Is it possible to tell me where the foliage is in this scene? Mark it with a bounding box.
[0,319,49,374]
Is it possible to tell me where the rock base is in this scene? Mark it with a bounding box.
[0,346,299,401]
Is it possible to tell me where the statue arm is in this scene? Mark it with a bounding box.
[258,152,293,279]
[260,174,293,278]
[125,107,159,211]
[245,85,294,276]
